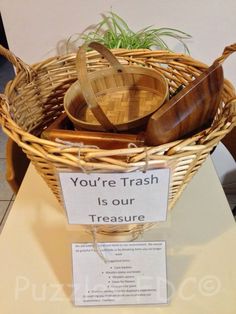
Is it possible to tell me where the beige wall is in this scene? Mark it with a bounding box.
[1,0,236,86]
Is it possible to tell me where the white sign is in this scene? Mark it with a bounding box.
[59,169,170,224]
[72,241,167,306]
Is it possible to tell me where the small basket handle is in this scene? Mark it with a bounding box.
[76,41,124,132]
[0,44,33,80]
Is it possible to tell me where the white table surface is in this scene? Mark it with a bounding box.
[0,157,236,313]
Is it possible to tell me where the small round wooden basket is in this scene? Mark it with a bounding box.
[0,43,236,239]
[64,42,168,132]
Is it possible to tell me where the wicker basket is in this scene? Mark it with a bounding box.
[0,43,236,238]
[64,41,168,132]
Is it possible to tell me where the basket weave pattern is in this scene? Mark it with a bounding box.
[0,46,235,236]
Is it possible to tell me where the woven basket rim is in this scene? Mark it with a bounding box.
[0,47,236,156]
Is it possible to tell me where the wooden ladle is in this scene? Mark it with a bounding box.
[145,43,236,146]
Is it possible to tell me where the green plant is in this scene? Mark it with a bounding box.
[67,11,191,53]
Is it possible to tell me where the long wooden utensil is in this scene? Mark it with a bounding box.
[145,43,236,146]
[41,113,145,149]
[42,129,145,149]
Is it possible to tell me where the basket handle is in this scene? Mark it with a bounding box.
[0,44,33,80]
[76,41,124,132]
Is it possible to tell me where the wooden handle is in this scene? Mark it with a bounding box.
[76,41,124,132]
[214,43,236,65]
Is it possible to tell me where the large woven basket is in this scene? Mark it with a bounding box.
[0,44,236,238]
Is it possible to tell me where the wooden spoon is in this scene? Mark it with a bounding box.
[145,61,224,145]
